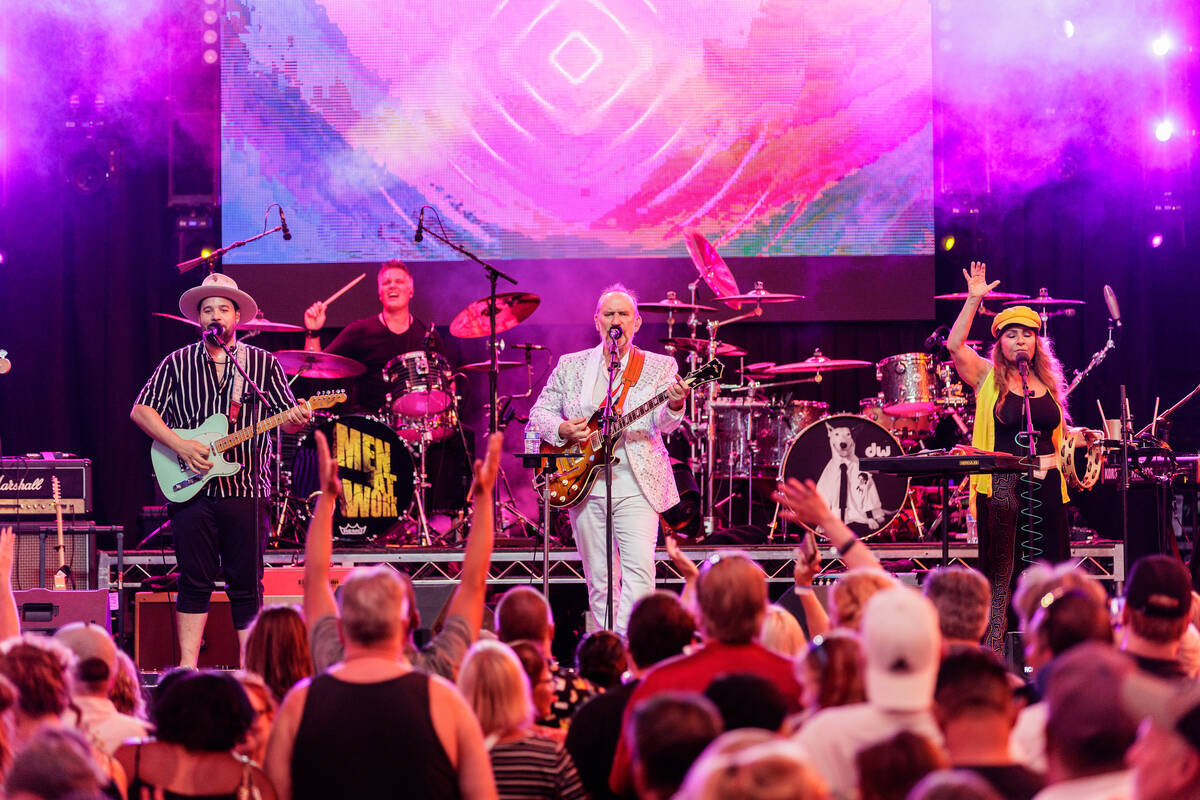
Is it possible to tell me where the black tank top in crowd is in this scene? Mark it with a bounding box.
[994,391,1061,456]
[290,671,460,800]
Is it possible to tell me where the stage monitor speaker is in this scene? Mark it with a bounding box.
[14,588,110,634]
[10,522,96,591]
[135,592,239,671]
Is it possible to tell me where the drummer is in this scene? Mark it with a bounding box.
[304,259,444,414]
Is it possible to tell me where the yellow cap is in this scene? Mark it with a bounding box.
[991,305,1042,337]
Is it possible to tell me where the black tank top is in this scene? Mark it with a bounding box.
[291,671,460,800]
[994,391,1060,456]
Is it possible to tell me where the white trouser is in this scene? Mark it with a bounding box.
[568,491,660,636]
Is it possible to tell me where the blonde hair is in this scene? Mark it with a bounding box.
[675,739,830,800]
[831,569,900,631]
[339,566,410,645]
[759,605,807,657]
[457,640,534,738]
[988,332,1071,424]
[1011,561,1107,630]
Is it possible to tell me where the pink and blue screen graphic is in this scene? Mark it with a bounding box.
[221,0,933,264]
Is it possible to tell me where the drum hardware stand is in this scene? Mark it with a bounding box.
[414,208,517,537]
[1065,317,1117,396]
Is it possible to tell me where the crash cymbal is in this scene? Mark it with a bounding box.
[153,311,304,332]
[459,360,525,372]
[715,281,805,305]
[273,350,365,379]
[449,292,540,338]
[662,337,748,358]
[741,361,776,373]
[639,291,717,314]
[767,349,872,374]
[1002,289,1084,307]
[683,229,740,301]
[153,312,199,327]
[935,291,1031,301]
[241,314,304,332]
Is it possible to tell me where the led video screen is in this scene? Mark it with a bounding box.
[221,0,934,265]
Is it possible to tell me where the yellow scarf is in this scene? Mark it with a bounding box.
[970,370,1070,503]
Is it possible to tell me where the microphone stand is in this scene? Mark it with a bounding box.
[415,223,517,535]
[1065,317,1117,396]
[602,330,621,631]
[176,225,287,274]
[207,330,273,617]
[1119,385,1131,556]
[1018,363,1039,564]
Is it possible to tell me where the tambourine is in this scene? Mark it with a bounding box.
[1060,435,1104,491]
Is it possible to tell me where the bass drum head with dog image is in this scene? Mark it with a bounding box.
[290,415,414,542]
[778,414,910,540]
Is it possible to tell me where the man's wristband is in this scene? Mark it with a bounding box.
[305,330,320,338]
[793,586,815,598]
[837,537,861,558]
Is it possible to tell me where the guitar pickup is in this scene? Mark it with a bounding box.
[172,474,203,492]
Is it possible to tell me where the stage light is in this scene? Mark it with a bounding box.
[1149,233,1163,248]
[941,234,956,251]
[1151,34,1173,56]
[202,49,218,65]
[200,247,213,258]
[1062,20,1075,39]
[1154,119,1175,142]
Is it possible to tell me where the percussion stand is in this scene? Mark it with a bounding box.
[415,224,517,537]
[410,426,435,546]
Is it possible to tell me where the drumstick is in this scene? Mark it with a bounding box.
[1096,399,1108,432]
[322,272,366,307]
[1151,396,1160,438]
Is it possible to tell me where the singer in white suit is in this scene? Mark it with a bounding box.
[527,286,689,634]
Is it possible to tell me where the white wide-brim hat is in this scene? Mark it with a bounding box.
[178,272,258,324]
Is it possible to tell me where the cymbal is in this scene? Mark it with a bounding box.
[449,292,540,338]
[639,292,717,313]
[741,361,776,373]
[935,291,1031,301]
[662,337,748,358]
[459,360,525,372]
[153,311,305,332]
[767,349,872,374]
[683,229,740,301]
[1003,290,1084,307]
[273,350,365,379]
[715,283,805,305]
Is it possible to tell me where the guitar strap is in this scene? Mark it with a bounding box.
[227,346,250,426]
[607,347,645,416]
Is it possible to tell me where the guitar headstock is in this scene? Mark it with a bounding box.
[683,359,725,389]
[51,476,61,503]
[307,390,348,411]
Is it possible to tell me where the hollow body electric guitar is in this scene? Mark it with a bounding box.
[537,359,724,509]
[151,391,345,503]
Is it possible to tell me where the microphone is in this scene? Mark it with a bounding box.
[414,208,425,243]
[923,325,950,354]
[1103,285,1121,328]
[1015,351,1030,377]
[608,325,622,340]
[279,208,292,241]
[203,322,224,343]
[509,342,548,351]
[0,349,10,375]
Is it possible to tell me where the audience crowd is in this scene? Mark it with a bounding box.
[0,439,1197,800]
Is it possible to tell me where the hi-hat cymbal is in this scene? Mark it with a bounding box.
[683,229,740,301]
[459,360,525,372]
[273,350,365,379]
[449,292,541,338]
[935,291,1031,301]
[716,283,805,305]
[639,291,717,313]
[153,311,304,332]
[662,337,748,358]
[1002,289,1084,307]
[767,349,872,374]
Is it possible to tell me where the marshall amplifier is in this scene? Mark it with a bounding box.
[0,453,92,516]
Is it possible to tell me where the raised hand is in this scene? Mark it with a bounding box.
[0,527,13,583]
[664,534,699,583]
[962,261,1001,300]
[303,300,327,332]
[471,432,503,498]
[773,478,836,528]
[314,430,341,498]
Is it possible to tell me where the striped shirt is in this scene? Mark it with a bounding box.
[489,733,587,800]
[135,341,297,497]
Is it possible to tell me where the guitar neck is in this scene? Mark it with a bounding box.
[613,388,675,436]
[213,404,302,454]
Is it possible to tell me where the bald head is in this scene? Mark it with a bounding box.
[696,552,768,644]
[495,586,554,645]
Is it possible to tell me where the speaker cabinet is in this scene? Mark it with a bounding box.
[134,592,239,671]
[14,589,110,634]
[10,523,96,591]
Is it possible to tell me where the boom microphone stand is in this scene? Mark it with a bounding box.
[602,326,622,631]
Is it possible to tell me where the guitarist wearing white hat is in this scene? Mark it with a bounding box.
[131,272,312,667]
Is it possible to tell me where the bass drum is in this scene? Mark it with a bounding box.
[290,415,414,541]
[778,414,910,540]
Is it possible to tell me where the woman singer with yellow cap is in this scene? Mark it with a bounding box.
[947,262,1098,651]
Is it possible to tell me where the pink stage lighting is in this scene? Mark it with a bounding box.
[1149,233,1164,248]
[1151,34,1174,57]
[1154,119,1175,142]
